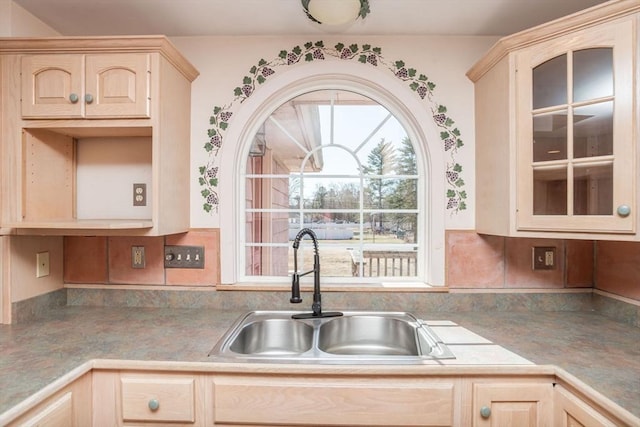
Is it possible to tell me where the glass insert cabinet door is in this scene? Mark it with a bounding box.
[515,18,635,234]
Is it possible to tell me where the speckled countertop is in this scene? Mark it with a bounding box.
[1,306,638,420]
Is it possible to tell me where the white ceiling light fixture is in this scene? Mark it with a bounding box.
[302,0,370,27]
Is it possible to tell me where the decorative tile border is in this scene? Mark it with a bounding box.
[200,41,467,214]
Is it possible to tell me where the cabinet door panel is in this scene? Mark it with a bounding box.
[21,55,84,118]
[473,382,553,427]
[85,54,150,118]
[19,392,73,427]
[213,375,456,426]
[515,18,635,234]
[7,373,92,427]
[554,385,617,427]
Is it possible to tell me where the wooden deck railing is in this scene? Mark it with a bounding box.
[349,250,417,277]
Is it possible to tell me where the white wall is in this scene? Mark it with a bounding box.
[171,35,497,231]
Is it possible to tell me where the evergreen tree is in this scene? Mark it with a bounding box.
[387,137,417,238]
[362,139,396,232]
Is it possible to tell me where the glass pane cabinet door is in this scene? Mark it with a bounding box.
[531,49,614,217]
[517,19,634,234]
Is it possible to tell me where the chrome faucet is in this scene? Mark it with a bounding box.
[290,228,342,319]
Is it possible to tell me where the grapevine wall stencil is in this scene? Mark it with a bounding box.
[200,41,467,214]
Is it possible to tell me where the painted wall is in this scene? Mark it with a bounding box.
[10,236,63,302]
[170,35,495,231]
[0,0,59,37]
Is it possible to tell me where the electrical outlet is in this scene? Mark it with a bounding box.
[532,246,556,270]
[36,251,50,278]
[132,246,145,268]
[165,245,205,269]
[133,183,146,206]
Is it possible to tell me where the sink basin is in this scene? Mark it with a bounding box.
[229,318,313,355]
[318,316,419,356]
[209,311,455,364]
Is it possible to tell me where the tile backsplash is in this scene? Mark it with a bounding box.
[62,229,638,303]
[445,231,639,302]
[64,229,220,287]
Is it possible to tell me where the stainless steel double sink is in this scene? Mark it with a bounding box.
[209,311,455,364]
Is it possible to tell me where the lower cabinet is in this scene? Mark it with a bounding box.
[554,384,619,427]
[6,372,91,427]
[471,381,553,426]
[12,367,629,426]
[92,370,208,426]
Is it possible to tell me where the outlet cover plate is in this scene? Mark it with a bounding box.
[532,246,556,270]
[133,183,146,206]
[132,246,145,269]
[36,251,50,278]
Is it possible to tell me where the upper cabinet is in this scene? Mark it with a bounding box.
[0,37,199,236]
[468,1,639,240]
[22,53,150,119]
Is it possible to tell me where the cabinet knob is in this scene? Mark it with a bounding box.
[617,205,631,217]
[69,93,79,103]
[85,94,94,104]
[480,406,491,418]
[148,398,160,411]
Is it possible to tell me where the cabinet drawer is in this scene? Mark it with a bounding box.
[213,375,455,426]
[121,375,196,423]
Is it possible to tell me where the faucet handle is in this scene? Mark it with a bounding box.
[290,273,302,303]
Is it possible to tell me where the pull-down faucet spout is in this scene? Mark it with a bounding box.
[290,228,342,319]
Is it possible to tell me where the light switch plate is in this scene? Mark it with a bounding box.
[165,245,205,269]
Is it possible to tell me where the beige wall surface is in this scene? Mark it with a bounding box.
[0,0,59,37]
[10,236,63,302]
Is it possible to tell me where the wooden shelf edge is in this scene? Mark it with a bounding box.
[3,220,154,230]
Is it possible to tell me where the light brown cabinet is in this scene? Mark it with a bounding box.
[471,381,553,426]
[554,384,619,427]
[4,366,637,426]
[21,53,150,119]
[6,373,91,427]
[0,37,198,236]
[468,2,639,240]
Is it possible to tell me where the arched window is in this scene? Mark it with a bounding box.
[218,62,445,286]
[244,89,420,283]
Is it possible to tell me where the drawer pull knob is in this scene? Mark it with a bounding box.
[85,94,94,104]
[480,406,491,418]
[148,398,160,411]
[69,93,79,103]
[617,205,631,217]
